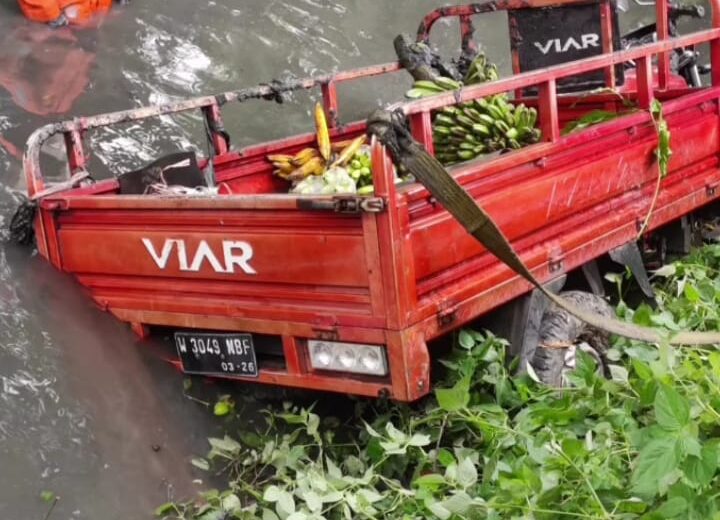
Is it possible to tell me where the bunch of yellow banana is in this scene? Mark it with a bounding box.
[329,134,366,169]
[314,101,332,162]
[268,102,330,182]
[290,136,370,196]
[267,102,370,184]
[268,149,324,181]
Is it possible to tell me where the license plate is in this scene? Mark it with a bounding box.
[174,332,258,377]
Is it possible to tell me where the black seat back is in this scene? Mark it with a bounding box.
[117,151,205,195]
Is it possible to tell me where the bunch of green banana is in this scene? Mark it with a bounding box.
[403,53,497,99]
[402,52,542,165]
[405,76,463,99]
[433,96,540,165]
[348,146,373,188]
[463,53,498,84]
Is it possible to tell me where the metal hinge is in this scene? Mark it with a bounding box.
[299,196,386,214]
[437,302,458,329]
[334,195,386,213]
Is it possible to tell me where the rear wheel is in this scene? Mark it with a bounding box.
[528,291,614,387]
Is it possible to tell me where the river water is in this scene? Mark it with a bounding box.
[0,0,693,518]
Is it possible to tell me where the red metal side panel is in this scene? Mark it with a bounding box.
[403,94,720,329]
[52,206,386,330]
[59,229,368,286]
[410,155,720,344]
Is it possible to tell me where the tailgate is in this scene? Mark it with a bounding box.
[49,196,386,330]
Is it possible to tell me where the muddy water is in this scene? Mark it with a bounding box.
[0,0,697,517]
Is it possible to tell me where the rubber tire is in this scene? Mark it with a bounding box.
[529,290,614,387]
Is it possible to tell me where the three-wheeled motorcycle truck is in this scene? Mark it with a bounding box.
[14,0,720,400]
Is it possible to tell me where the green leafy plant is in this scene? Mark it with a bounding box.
[562,109,625,134]
[160,245,720,520]
[562,88,638,135]
[214,395,235,417]
[40,490,58,520]
[637,99,673,238]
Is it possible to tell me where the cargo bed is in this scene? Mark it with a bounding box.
[24,0,720,400]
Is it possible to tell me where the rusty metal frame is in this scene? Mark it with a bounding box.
[416,0,618,83]
[23,62,401,199]
[27,0,720,201]
[399,25,720,150]
[416,0,606,47]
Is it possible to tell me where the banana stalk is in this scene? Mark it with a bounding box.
[314,102,332,162]
[329,135,367,169]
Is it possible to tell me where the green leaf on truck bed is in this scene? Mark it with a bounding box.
[562,109,622,134]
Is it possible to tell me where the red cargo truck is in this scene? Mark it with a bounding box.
[19,0,720,400]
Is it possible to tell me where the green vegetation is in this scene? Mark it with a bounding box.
[562,110,623,134]
[158,244,720,520]
[404,54,541,165]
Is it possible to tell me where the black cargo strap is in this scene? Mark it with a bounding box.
[260,79,292,104]
[367,108,720,346]
[8,196,37,246]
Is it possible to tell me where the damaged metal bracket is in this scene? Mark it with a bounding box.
[335,196,386,213]
[609,241,656,300]
[298,196,387,214]
[581,260,605,296]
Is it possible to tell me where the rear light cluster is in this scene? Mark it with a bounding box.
[308,340,388,376]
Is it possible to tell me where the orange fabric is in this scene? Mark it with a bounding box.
[0,26,93,115]
[18,0,111,24]
[17,0,62,23]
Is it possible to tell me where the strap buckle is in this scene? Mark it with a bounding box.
[333,196,386,213]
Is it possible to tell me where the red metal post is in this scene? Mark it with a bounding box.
[712,0,720,87]
[64,130,86,173]
[538,80,559,142]
[40,209,62,268]
[409,111,435,156]
[321,81,339,128]
[510,49,523,99]
[370,137,414,331]
[387,329,430,401]
[362,212,389,320]
[600,0,616,88]
[459,14,478,54]
[130,322,150,338]
[636,54,654,109]
[656,0,670,90]
[202,104,229,156]
[282,337,305,375]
